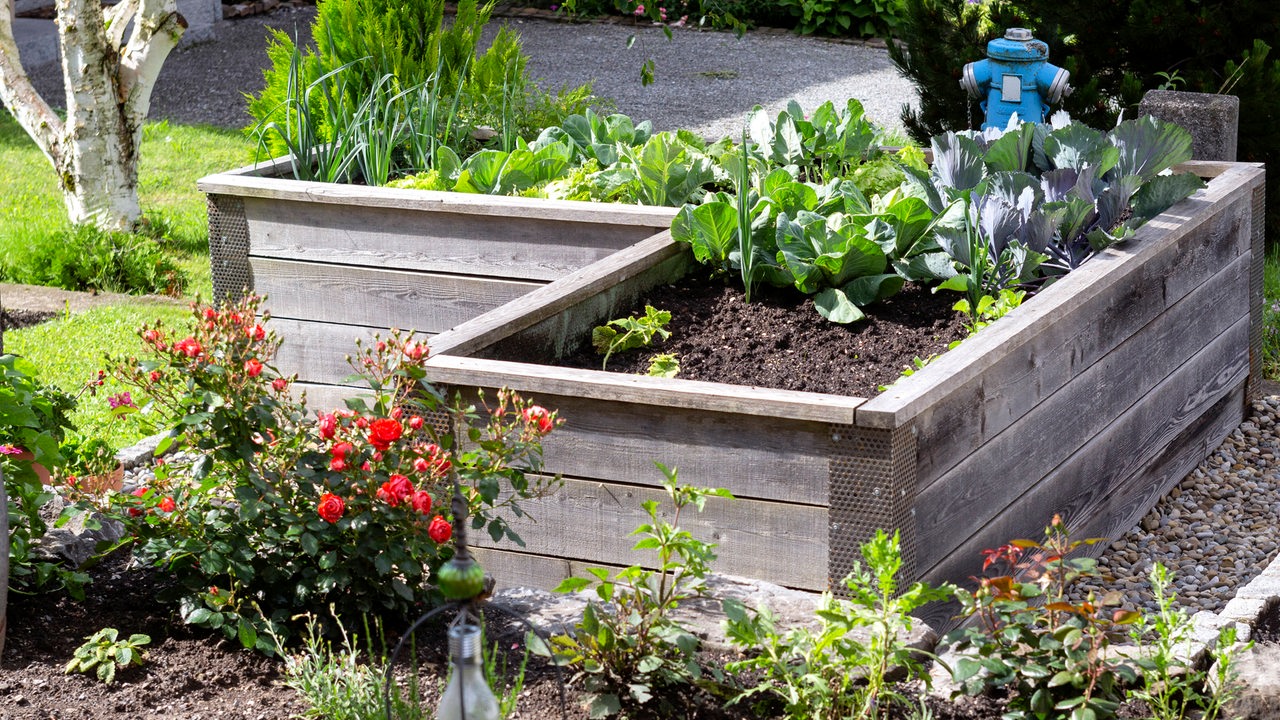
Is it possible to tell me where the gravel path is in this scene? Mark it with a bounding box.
[25,8,917,137]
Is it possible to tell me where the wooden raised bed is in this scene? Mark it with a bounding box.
[420,162,1266,615]
[197,156,677,397]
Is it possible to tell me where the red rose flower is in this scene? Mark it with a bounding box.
[317,412,337,440]
[244,358,264,377]
[174,337,203,358]
[413,457,431,474]
[317,493,345,523]
[411,490,432,514]
[428,515,452,543]
[129,486,148,517]
[158,497,176,513]
[377,474,414,507]
[403,341,428,361]
[522,405,555,434]
[272,377,289,392]
[367,418,403,451]
[408,416,424,431]
[248,324,266,341]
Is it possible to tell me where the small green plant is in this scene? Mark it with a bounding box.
[274,612,428,720]
[942,515,1141,720]
[534,462,732,717]
[776,0,907,38]
[482,630,531,717]
[646,353,680,378]
[592,305,672,368]
[65,628,151,684]
[722,529,951,720]
[1128,562,1253,720]
[952,288,1026,334]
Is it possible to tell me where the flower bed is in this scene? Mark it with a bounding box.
[419,161,1265,624]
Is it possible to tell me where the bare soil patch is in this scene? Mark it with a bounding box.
[554,271,969,398]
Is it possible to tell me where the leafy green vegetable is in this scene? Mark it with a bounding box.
[646,353,679,378]
[592,306,672,369]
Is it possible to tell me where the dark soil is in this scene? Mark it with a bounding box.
[0,555,1014,719]
[554,272,969,398]
[1,309,58,334]
[1251,599,1280,645]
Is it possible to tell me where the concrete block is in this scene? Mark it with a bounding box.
[1139,90,1240,162]
[1235,576,1280,601]
[1220,596,1269,624]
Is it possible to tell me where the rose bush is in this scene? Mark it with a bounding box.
[111,295,560,650]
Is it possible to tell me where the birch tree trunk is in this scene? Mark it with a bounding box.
[0,0,185,231]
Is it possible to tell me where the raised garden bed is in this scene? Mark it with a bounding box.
[420,161,1265,627]
[196,155,677,400]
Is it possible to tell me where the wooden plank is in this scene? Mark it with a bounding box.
[867,184,1252,492]
[271,317,419,387]
[1069,386,1244,556]
[425,355,863,424]
[910,252,1250,568]
[471,546,624,596]
[243,197,666,282]
[916,317,1249,598]
[428,232,687,358]
[861,165,1258,433]
[446,388,833,505]
[199,164,680,225]
[469,477,829,591]
[253,257,542,333]
[290,381,373,410]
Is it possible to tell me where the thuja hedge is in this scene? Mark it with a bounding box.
[889,0,1280,241]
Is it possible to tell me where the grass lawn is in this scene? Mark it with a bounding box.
[0,114,256,300]
[3,303,194,452]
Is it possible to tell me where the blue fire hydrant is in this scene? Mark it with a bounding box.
[960,28,1072,130]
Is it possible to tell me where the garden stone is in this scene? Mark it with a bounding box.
[491,573,936,654]
[1139,90,1240,162]
[30,510,126,569]
[1220,645,1280,720]
[114,431,173,471]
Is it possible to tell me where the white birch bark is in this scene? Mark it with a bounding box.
[0,0,184,231]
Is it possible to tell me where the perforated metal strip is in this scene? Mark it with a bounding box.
[206,194,253,306]
[828,423,918,594]
[1248,182,1266,403]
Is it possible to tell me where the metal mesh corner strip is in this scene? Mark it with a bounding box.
[206,194,252,306]
[1248,183,1266,402]
[828,424,918,594]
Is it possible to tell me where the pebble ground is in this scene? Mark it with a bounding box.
[1074,395,1280,616]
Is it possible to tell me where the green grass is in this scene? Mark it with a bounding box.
[3,302,193,452]
[1265,245,1280,380]
[0,113,256,299]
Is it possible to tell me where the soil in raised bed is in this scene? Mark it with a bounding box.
[553,271,970,398]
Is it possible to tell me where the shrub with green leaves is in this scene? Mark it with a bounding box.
[723,529,951,720]
[111,295,560,649]
[776,0,907,38]
[942,515,1141,720]
[0,355,94,597]
[535,463,732,717]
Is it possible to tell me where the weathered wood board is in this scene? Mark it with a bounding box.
[467,477,829,590]
[199,159,677,391]
[418,162,1265,596]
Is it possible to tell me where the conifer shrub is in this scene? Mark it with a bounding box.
[889,0,1280,240]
